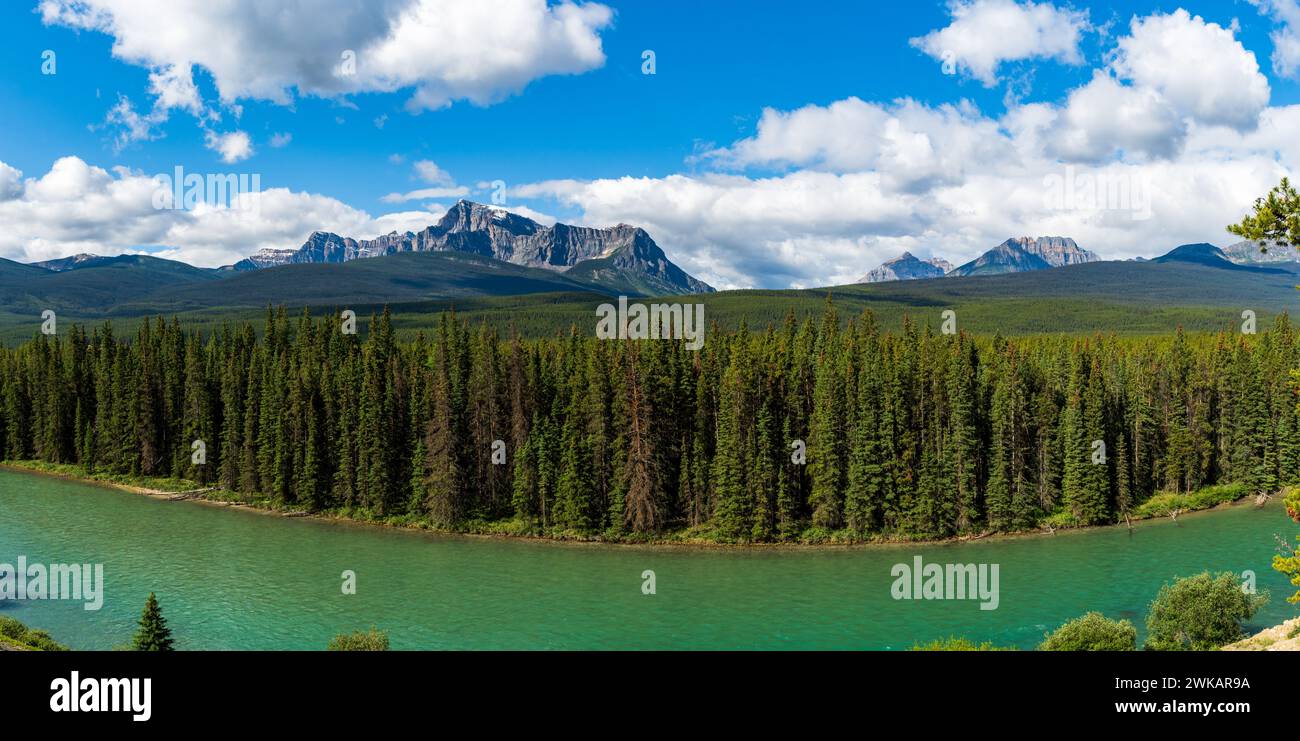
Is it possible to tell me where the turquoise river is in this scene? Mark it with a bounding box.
[1,469,1297,649]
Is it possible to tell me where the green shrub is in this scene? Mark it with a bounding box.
[910,636,1010,651]
[1276,490,1300,605]
[22,629,66,652]
[0,616,69,651]
[1186,483,1247,509]
[1039,509,1079,529]
[1145,571,1267,650]
[1039,612,1137,651]
[0,616,24,640]
[327,627,390,651]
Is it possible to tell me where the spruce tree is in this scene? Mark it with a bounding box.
[132,592,175,651]
[808,306,847,530]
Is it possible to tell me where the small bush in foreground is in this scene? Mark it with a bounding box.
[1039,612,1136,651]
[910,636,1011,651]
[328,627,390,651]
[0,616,68,651]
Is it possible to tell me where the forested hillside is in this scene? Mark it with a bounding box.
[2,304,1296,542]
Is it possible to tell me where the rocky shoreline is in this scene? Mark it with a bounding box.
[1223,616,1300,651]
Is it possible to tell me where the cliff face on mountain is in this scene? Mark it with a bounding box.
[229,200,713,294]
[949,237,1098,277]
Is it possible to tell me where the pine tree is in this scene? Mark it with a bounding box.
[712,331,753,540]
[946,334,981,531]
[808,304,847,530]
[844,323,889,534]
[131,592,175,651]
[424,324,461,526]
[622,345,660,533]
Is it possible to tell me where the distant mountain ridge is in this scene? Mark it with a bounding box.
[228,200,713,295]
[860,252,951,283]
[949,236,1098,277]
[862,236,1099,283]
[7,236,1300,346]
[1221,240,1300,265]
[31,253,118,272]
[1152,242,1233,266]
[1149,242,1291,274]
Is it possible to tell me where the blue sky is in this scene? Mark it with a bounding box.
[3,0,1300,289]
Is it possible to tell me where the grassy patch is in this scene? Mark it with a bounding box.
[1,459,202,493]
[1040,509,1082,530]
[1132,483,1247,519]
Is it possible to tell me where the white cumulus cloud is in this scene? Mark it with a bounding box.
[911,0,1091,85]
[1111,9,1270,131]
[413,159,455,185]
[1044,72,1185,162]
[38,0,614,112]
[381,186,472,203]
[703,97,1013,191]
[204,130,254,163]
[1251,1,1300,79]
[0,162,24,201]
[0,156,444,268]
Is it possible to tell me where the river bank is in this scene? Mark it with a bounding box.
[0,459,1276,550]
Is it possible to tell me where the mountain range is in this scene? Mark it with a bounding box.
[861,236,1100,283]
[859,236,1300,284]
[227,200,712,296]
[7,202,1300,345]
[3,237,1297,346]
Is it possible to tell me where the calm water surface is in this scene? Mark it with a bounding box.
[1,470,1296,649]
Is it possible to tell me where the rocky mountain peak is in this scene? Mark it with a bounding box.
[228,201,713,295]
[1004,236,1096,267]
[947,236,1096,277]
[859,250,952,283]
